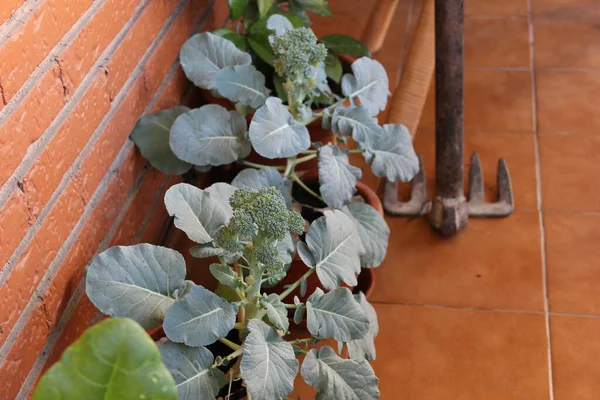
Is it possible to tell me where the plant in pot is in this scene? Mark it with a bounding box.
[82,184,381,399]
[130,17,418,301]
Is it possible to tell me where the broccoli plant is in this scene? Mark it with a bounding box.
[131,15,418,223]
[85,183,381,399]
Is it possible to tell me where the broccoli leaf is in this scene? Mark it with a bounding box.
[170,105,251,166]
[163,285,236,346]
[209,263,244,289]
[164,183,232,244]
[325,51,343,83]
[129,107,192,175]
[320,34,370,57]
[306,287,369,341]
[363,123,419,182]
[241,320,299,399]
[266,14,294,44]
[249,97,310,159]
[342,57,390,116]
[293,0,331,16]
[33,318,177,400]
[260,293,290,331]
[205,182,237,217]
[160,341,226,400]
[85,244,186,328]
[342,202,389,268]
[346,293,379,360]
[258,0,274,17]
[232,167,293,208]
[332,105,382,145]
[301,346,380,400]
[300,210,362,290]
[228,0,249,20]
[215,65,269,108]
[212,28,247,50]
[180,32,251,90]
[318,145,362,209]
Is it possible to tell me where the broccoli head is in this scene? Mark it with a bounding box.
[272,28,327,81]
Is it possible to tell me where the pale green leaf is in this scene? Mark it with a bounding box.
[210,263,243,289]
[325,52,342,83]
[163,285,236,346]
[318,145,362,209]
[33,318,177,400]
[231,167,292,207]
[363,123,419,182]
[332,104,382,145]
[342,202,389,268]
[130,107,192,175]
[170,105,251,166]
[215,65,269,108]
[249,97,310,159]
[346,293,379,360]
[180,32,251,90]
[240,320,299,399]
[86,244,186,328]
[342,57,390,116]
[301,346,380,400]
[306,287,369,341]
[258,0,274,17]
[260,293,290,331]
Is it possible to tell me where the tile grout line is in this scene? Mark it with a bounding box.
[527,0,555,398]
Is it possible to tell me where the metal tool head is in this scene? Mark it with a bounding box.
[466,152,514,217]
[383,155,430,217]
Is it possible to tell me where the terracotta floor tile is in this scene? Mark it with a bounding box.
[375,305,549,399]
[537,71,600,134]
[466,0,529,16]
[534,19,600,69]
[546,213,600,314]
[532,0,600,19]
[370,212,544,310]
[540,133,600,212]
[551,315,600,399]
[465,17,531,67]
[420,70,534,133]
[397,129,538,210]
[311,0,377,39]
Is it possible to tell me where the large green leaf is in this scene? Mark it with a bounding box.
[231,167,292,208]
[318,145,362,209]
[342,57,390,116]
[86,244,187,328]
[346,293,379,360]
[215,65,269,108]
[33,318,177,400]
[249,97,310,159]
[240,320,299,399]
[325,52,342,83]
[320,34,370,57]
[342,202,389,268]
[228,0,249,20]
[293,0,331,16]
[248,20,277,65]
[306,287,369,341]
[164,183,232,244]
[363,123,419,182]
[212,28,247,51]
[260,293,290,331]
[170,105,251,167]
[130,107,192,175]
[180,32,251,90]
[332,104,382,145]
[298,210,362,290]
[257,0,274,17]
[163,285,236,346]
[301,346,380,400]
[160,341,226,399]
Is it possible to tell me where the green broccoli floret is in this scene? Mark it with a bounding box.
[228,187,304,241]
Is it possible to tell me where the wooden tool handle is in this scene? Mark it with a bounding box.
[386,0,435,135]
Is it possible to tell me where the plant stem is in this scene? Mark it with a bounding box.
[294,153,317,165]
[299,150,318,155]
[219,337,241,351]
[287,337,316,346]
[284,304,298,309]
[303,96,350,126]
[291,173,323,202]
[212,346,244,369]
[349,148,366,154]
[284,157,295,177]
[238,160,286,171]
[279,267,316,302]
[234,322,246,330]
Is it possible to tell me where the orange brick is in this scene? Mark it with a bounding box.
[106,0,181,99]
[0,0,93,103]
[0,0,24,25]
[0,68,66,189]
[23,78,111,209]
[0,192,30,267]
[57,0,142,95]
[151,67,188,112]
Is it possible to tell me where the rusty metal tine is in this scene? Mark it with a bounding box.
[384,155,429,216]
[467,152,484,205]
[497,158,514,208]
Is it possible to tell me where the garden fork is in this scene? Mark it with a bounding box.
[382,0,514,236]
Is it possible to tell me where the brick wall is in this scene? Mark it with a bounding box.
[0,0,227,398]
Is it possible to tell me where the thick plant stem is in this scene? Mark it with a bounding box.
[212,346,244,368]
[288,337,316,346]
[291,173,323,202]
[284,157,296,177]
[294,153,317,165]
[219,337,241,351]
[239,160,286,171]
[279,267,316,302]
